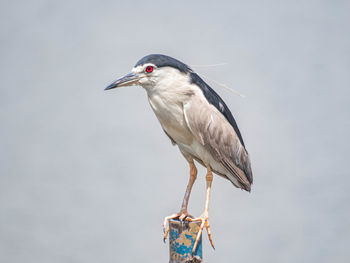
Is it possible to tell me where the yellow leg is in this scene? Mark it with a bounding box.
[163,162,197,241]
[187,166,215,253]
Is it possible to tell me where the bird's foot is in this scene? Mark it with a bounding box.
[163,211,192,242]
[187,212,215,254]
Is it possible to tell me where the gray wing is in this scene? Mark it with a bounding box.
[183,97,253,191]
[162,129,176,146]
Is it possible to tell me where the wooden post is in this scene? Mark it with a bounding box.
[169,219,202,263]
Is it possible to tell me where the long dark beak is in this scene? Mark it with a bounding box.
[105,72,140,90]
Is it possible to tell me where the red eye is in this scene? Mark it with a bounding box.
[146,66,153,73]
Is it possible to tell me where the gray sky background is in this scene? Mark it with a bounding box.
[1,0,349,262]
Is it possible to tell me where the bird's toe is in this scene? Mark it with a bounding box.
[187,214,215,253]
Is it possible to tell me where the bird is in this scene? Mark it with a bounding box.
[105,54,253,253]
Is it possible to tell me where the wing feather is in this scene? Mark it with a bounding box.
[162,129,177,145]
[183,97,253,191]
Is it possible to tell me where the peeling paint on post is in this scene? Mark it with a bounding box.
[169,219,202,263]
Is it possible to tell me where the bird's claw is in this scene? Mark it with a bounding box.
[187,213,215,254]
[179,213,188,221]
[162,211,192,242]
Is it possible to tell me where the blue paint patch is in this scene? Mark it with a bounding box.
[174,242,192,256]
[169,228,178,241]
[169,221,202,260]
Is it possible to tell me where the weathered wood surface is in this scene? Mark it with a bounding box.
[169,219,202,263]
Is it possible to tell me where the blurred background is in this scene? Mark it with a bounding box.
[0,0,349,262]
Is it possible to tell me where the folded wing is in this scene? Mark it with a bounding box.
[183,97,253,191]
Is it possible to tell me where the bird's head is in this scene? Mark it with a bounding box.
[105,54,192,91]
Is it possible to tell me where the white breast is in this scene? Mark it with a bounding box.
[147,87,194,145]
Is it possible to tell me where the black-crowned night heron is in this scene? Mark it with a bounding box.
[105,54,253,253]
